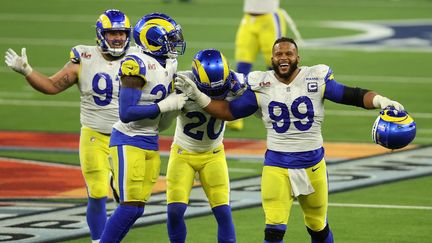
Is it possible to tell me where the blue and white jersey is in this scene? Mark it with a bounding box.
[70,45,138,134]
[113,52,177,137]
[173,71,244,152]
[247,64,331,153]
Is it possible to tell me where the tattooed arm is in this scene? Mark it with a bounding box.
[24,62,78,94]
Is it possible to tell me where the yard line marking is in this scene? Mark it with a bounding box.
[228,168,259,173]
[293,202,432,210]
[328,202,432,210]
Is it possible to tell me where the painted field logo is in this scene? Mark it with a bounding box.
[1,146,431,242]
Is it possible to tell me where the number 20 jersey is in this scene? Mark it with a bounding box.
[248,64,331,153]
[70,45,138,134]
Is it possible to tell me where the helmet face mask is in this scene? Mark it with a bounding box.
[192,49,231,100]
[372,107,416,149]
[133,13,186,57]
[96,9,131,57]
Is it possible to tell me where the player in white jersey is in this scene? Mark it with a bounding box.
[230,0,301,131]
[167,49,245,243]
[99,13,187,243]
[175,37,405,243]
[5,9,135,243]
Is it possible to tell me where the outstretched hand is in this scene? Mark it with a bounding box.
[5,48,33,76]
[373,95,405,111]
[174,73,211,108]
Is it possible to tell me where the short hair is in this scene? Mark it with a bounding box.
[273,37,298,51]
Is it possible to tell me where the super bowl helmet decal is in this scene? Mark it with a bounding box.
[191,49,231,99]
[133,12,186,57]
[372,107,416,149]
[96,9,131,56]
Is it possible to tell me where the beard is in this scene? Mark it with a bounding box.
[272,60,298,80]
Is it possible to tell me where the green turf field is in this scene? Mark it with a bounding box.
[1,0,431,242]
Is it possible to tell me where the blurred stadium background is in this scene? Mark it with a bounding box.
[1,0,431,242]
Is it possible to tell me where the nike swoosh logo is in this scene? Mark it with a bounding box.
[312,167,320,172]
[126,66,134,70]
[213,150,221,154]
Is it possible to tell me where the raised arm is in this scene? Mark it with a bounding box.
[5,48,78,94]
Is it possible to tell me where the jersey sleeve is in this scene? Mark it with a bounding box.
[119,54,147,81]
[322,66,346,103]
[229,88,259,119]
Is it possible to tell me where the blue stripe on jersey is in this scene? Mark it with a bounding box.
[229,88,259,119]
[118,146,125,201]
[273,12,282,38]
[264,147,324,169]
[110,128,159,150]
[323,78,346,103]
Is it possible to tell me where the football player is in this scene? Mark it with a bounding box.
[229,0,302,131]
[175,37,405,243]
[167,49,245,243]
[5,9,136,243]
[99,13,187,243]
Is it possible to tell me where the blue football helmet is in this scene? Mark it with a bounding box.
[133,13,186,57]
[96,9,131,56]
[372,107,416,149]
[191,49,231,99]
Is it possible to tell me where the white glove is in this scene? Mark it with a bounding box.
[174,73,211,108]
[5,48,33,76]
[158,93,187,113]
[372,95,404,110]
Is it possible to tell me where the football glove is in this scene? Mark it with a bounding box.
[372,95,404,111]
[175,73,211,108]
[157,93,187,113]
[5,48,33,76]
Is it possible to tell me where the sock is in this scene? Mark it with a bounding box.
[87,197,107,241]
[264,224,287,243]
[236,62,252,76]
[308,224,334,243]
[212,205,236,243]
[167,203,188,243]
[99,204,144,243]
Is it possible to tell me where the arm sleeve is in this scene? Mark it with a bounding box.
[119,87,160,123]
[229,88,259,119]
[324,79,369,108]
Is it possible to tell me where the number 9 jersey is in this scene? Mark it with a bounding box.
[70,45,139,134]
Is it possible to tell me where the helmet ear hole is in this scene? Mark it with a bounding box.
[372,108,416,149]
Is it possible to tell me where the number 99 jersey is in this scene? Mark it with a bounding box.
[247,64,330,152]
[70,45,138,134]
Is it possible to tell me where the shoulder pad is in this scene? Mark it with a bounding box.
[69,47,81,64]
[309,64,332,80]
[246,71,268,91]
[119,54,147,80]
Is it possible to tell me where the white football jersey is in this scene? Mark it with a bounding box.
[173,71,243,152]
[113,52,177,137]
[71,45,138,134]
[248,65,330,152]
[244,0,279,14]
